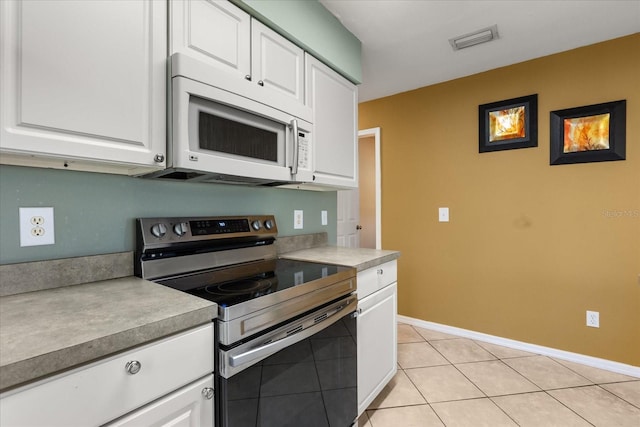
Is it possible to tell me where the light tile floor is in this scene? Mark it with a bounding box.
[358,323,640,427]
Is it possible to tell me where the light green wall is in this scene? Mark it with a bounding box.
[233,0,362,83]
[0,165,337,265]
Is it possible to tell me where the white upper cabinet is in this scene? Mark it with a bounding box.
[305,54,358,188]
[170,0,311,123]
[251,19,305,108]
[170,0,251,79]
[0,0,167,175]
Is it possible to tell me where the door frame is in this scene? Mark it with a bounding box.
[358,127,382,249]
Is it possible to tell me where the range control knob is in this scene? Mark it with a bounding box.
[173,222,188,236]
[150,223,167,238]
[251,220,262,230]
[264,219,274,230]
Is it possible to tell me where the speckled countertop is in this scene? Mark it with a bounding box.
[281,246,400,271]
[0,243,396,392]
[0,277,217,392]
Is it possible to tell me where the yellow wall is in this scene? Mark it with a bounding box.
[359,34,640,366]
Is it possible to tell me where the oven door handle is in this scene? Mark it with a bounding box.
[228,298,356,369]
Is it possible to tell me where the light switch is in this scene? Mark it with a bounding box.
[439,207,449,222]
[321,210,328,225]
[294,210,304,229]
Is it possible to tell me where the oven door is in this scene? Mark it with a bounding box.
[216,296,358,427]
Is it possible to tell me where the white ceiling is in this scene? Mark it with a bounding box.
[319,0,640,102]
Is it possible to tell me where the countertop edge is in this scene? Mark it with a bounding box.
[0,307,216,392]
[0,277,218,392]
[351,253,400,272]
[280,246,400,271]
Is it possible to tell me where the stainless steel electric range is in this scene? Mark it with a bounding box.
[135,215,358,427]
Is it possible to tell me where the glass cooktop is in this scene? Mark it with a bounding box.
[161,258,352,308]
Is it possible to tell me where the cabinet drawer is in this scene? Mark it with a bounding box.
[0,323,214,427]
[357,260,397,299]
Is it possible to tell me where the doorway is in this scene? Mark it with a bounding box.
[337,127,381,249]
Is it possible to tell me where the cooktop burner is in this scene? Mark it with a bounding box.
[206,277,276,296]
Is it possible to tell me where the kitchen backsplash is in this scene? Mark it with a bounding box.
[0,165,337,265]
[0,252,132,297]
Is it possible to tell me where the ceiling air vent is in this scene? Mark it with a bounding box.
[449,25,499,51]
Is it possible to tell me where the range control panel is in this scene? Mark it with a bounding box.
[137,215,278,246]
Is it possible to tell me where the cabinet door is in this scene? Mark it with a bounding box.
[306,54,358,188]
[251,19,305,108]
[357,282,397,415]
[106,375,214,427]
[170,0,250,79]
[0,0,166,174]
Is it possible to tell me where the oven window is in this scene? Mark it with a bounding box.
[199,112,278,162]
[218,315,357,427]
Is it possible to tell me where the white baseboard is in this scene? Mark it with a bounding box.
[398,315,640,379]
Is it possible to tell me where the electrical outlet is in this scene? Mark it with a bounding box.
[586,310,599,328]
[19,207,55,247]
[294,210,304,229]
[31,216,45,226]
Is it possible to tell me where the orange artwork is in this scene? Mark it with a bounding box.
[563,113,610,153]
[488,106,526,142]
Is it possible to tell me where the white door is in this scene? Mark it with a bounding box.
[337,189,360,248]
[337,128,381,248]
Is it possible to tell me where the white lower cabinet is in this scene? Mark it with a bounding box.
[106,375,214,427]
[0,323,214,427]
[357,262,398,415]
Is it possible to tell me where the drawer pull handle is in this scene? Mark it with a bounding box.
[202,387,214,400]
[377,269,384,275]
[125,360,142,375]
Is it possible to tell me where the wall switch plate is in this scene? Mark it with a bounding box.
[321,210,328,225]
[439,207,449,222]
[19,207,55,247]
[294,210,304,229]
[586,310,600,328]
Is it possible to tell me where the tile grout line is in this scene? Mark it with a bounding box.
[403,324,523,426]
[399,325,448,426]
[541,388,596,426]
[392,323,639,426]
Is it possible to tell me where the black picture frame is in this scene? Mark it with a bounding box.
[550,100,626,165]
[479,94,538,153]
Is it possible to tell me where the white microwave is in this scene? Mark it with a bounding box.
[147,55,313,185]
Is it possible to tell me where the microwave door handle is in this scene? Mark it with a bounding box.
[290,119,299,175]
